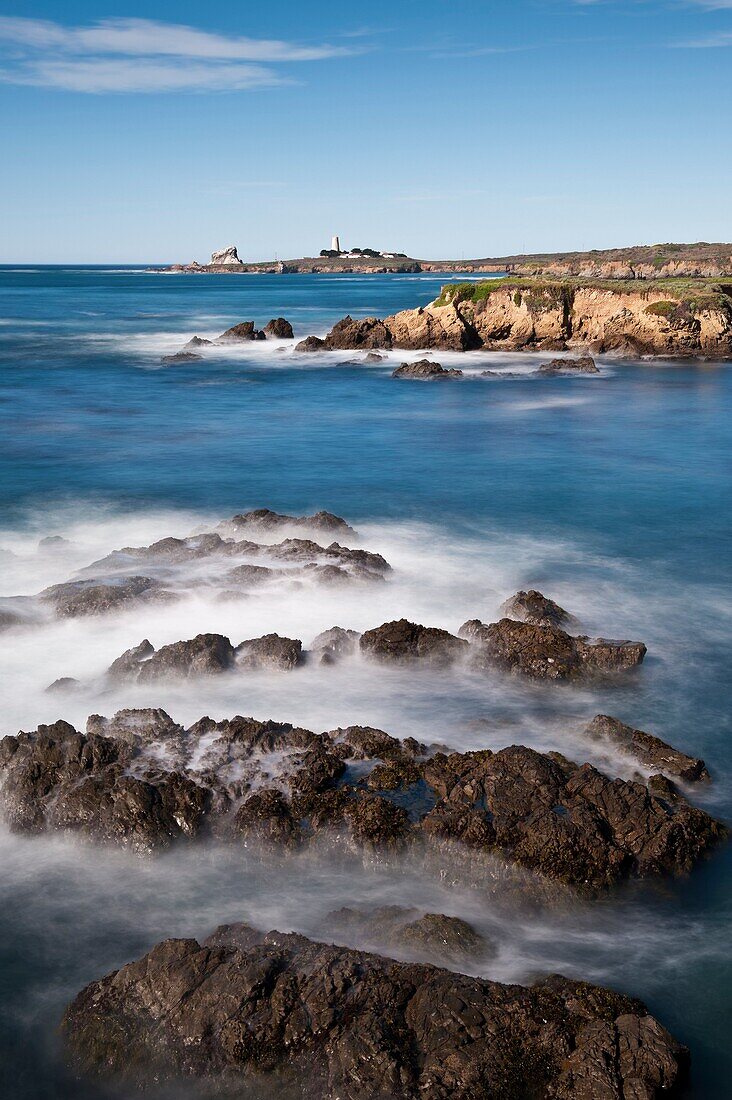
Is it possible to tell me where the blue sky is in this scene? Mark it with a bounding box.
[1,1,731,262]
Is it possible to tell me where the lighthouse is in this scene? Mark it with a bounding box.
[331,235,341,253]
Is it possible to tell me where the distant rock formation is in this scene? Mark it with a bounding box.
[210,245,243,266]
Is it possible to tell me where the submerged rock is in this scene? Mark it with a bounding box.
[310,625,361,662]
[537,355,599,375]
[392,359,463,379]
[183,336,213,348]
[63,926,689,1099]
[325,905,491,965]
[160,350,202,363]
[460,618,646,680]
[44,677,80,694]
[585,714,710,782]
[295,335,326,352]
[360,619,469,667]
[499,589,576,629]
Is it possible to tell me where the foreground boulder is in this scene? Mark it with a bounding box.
[461,618,646,680]
[360,619,469,667]
[63,926,689,1099]
[264,317,294,339]
[585,714,710,782]
[0,711,723,883]
[499,589,576,629]
[392,359,463,379]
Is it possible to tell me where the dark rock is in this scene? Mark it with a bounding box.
[227,508,356,539]
[62,928,690,1099]
[295,335,326,352]
[40,576,162,618]
[499,589,576,629]
[392,359,463,379]
[136,634,236,680]
[225,563,277,586]
[160,351,202,363]
[107,639,155,680]
[585,714,710,782]
[217,321,257,343]
[360,619,469,667]
[324,315,392,350]
[183,336,213,348]
[310,626,361,661]
[325,905,491,964]
[460,618,646,680]
[537,356,599,375]
[264,317,294,339]
[236,633,303,671]
[45,677,80,694]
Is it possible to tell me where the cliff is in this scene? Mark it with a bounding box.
[320,278,732,358]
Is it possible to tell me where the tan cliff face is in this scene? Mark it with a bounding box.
[322,281,732,358]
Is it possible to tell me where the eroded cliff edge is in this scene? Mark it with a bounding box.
[316,278,732,357]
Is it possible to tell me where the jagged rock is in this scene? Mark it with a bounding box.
[360,619,469,667]
[62,927,690,1099]
[39,576,162,618]
[310,626,361,662]
[585,714,710,782]
[107,639,155,680]
[264,317,294,339]
[392,359,463,379]
[86,708,183,744]
[236,633,303,671]
[183,336,213,348]
[160,351,202,363]
[537,355,600,375]
[224,563,277,586]
[216,321,259,343]
[499,589,576,629]
[227,508,356,538]
[325,905,491,964]
[44,677,80,694]
[134,634,236,680]
[325,315,393,350]
[460,618,646,680]
[210,245,243,266]
[295,335,326,352]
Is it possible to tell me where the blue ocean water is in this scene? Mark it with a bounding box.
[0,266,730,1097]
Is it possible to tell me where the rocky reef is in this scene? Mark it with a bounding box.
[309,278,732,358]
[62,923,689,1099]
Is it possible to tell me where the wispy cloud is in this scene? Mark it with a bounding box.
[0,16,350,92]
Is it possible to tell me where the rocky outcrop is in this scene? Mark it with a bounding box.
[295,335,326,352]
[216,320,264,343]
[498,589,576,629]
[236,633,303,671]
[0,710,723,883]
[461,618,646,680]
[360,619,469,667]
[39,576,163,617]
[107,632,303,680]
[324,905,491,964]
[310,625,361,663]
[226,508,356,539]
[585,714,710,782]
[63,925,690,1099]
[392,359,463,379]
[264,317,294,339]
[209,245,243,266]
[322,279,732,358]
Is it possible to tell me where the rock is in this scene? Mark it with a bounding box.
[392,359,463,379]
[183,336,213,348]
[325,905,491,964]
[227,508,356,539]
[224,563,277,586]
[39,576,162,618]
[38,535,71,549]
[310,626,361,662]
[44,677,80,694]
[216,321,258,343]
[325,315,393,350]
[107,639,154,680]
[295,335,326,352]
[210,245,243,266]
[499,589,576,629]
[584,714,710,782]
[460,618,646,680]
[236,633,303,671]
[133,634,236,681]
[160,351,202,363]
[0,609,25,631]
[360,619,469,667]
[537,355,600,375]
[264,317,294,339]
[365,352,385,362]
[62,927,690,1099]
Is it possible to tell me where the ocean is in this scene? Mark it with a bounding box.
[0,265,730,1097]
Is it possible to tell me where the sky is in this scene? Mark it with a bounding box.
[1,0,731,262]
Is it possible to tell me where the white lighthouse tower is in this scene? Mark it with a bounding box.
[331,235,341,253]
